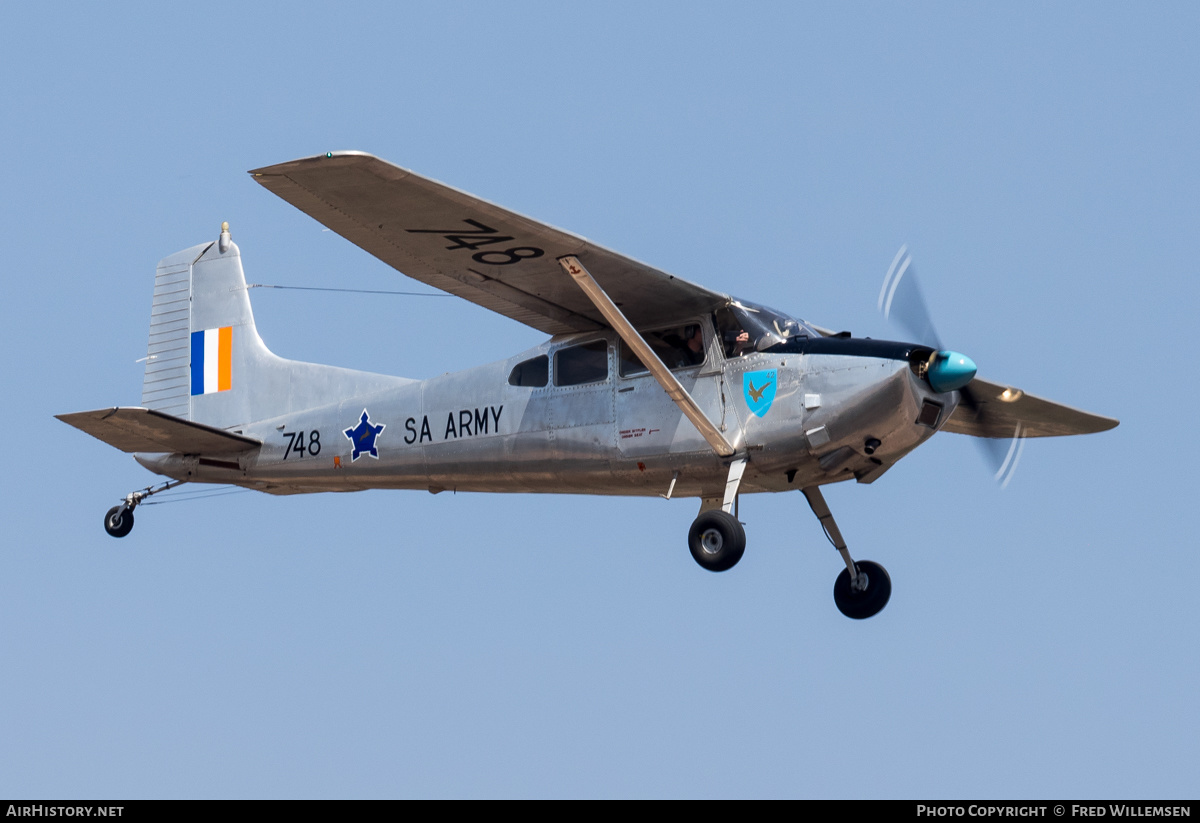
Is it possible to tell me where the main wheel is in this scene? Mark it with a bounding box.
[104,506,134,538]
[688,510,746,572]
[833,560,891,619]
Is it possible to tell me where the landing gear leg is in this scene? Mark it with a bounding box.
[688,458,747,572]
[801,486,891,619]
[102,479,187,538]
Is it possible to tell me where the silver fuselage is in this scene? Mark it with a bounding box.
[137,327,956,502]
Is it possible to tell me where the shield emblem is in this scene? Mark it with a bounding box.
[743,369,777,417]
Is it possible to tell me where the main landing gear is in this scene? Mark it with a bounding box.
[832,560,891,620]
[802,486,891,619]
[688,509,746,572]
[683,462,890,618]
[102,480,186,537]
[687,457,748,572]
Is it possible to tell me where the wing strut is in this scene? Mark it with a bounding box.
[558,256,735,457]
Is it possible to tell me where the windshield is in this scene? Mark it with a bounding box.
[713,299,818,357]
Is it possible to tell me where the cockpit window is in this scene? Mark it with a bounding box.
[554,340,609,386]
[619,323,706,377]
[508,355,549,387]
[714,300,816,357]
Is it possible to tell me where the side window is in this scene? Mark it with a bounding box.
[508,355,548,387]
[713,308,753,358]
[554,340,609,386]
[619,323,706,377]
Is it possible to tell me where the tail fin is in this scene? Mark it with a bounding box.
[140,224,409,430]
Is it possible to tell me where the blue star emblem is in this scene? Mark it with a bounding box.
[343,409,386,460]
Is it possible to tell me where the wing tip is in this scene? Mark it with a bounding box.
[248,150,384,177]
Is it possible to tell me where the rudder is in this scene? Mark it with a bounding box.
[140,242,207,418]
[140,223,409,431]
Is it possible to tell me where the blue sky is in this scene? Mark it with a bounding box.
[2,2,1196,798]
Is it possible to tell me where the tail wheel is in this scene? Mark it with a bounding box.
[688,510,746,572]
[104,506,134,538]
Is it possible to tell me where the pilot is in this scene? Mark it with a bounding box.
[724,328,751,357]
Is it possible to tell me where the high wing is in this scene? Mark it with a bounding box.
[944,377,1119,438]
[249,152,730,335]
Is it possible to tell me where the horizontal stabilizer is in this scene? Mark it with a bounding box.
[943,378,1119,439]
[55,407,261,454]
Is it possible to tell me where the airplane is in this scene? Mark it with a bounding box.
[56,151,1118,619]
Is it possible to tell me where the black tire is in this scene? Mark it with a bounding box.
[687,510,746,572]
[104,506,134,538]
[833,560,891,619]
